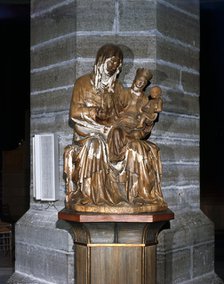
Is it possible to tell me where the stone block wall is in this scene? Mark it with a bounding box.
[9,0,222,283]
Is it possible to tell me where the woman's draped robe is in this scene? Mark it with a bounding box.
[65,74,167,211]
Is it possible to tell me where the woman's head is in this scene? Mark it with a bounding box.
[93,44,123,92]
[95,44,123,69]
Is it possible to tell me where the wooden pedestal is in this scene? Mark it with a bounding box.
[58,209,174,284]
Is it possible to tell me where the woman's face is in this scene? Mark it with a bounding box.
[103,56,121,76]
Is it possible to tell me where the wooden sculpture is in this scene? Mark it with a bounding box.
[64,43,167,213]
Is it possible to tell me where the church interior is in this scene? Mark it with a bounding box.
[0,0,224,283]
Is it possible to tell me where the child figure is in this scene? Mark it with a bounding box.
[115,69,162,131]
[108,68,163,163]
[115,68,152,131]
[137,85,163,129]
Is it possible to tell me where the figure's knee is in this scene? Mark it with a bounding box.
[85,137,104,156]
[127,140,140,151]
[87,137,101,148]
[127,140,152,157]
[113,126,123,135]
[109,126,123,140]
[148,141,160,153]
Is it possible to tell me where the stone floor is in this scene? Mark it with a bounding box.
[215,231,224,281]
[0,252,14,284]
[0,232,224,284]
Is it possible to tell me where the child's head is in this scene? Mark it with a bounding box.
[149,86,162,98]
[131,68,153,92]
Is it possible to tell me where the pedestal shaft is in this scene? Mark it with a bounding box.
[58,209,174,284]
[75,243,156,284]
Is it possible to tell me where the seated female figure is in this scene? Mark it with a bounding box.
[64,44,167,213]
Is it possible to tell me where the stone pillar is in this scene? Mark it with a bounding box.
[9,0,222,283]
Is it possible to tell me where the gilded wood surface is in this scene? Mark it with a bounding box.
[64,44,168,213]
[74,231,158,284]
[58,208,174,223]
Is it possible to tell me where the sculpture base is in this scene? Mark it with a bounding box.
[58,208,173,223]
[69,202,168,214]
[58,208,174,284]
